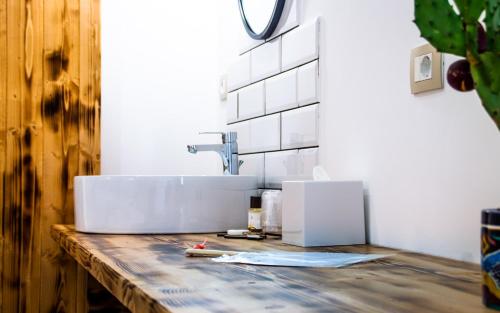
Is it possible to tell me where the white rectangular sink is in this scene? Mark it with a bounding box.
[74,175,258,234]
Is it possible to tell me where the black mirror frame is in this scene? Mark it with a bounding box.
[238,0,286,40]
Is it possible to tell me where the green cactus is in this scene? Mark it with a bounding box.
[414,0,500,130]
[485,0,500,53]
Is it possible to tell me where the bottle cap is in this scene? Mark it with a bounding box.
[250,196,261,208]
[482,208,500,226]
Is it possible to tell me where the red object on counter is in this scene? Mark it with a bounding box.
[193,238,208,249]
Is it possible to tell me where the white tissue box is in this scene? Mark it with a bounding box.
[282,181,365,247]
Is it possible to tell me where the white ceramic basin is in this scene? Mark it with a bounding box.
[74,175,258,234]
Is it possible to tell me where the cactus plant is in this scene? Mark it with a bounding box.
[414,0,500,130]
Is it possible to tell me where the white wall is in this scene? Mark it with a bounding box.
[218,0,500,262]
[101,0,227,175]
[308,0,500,262]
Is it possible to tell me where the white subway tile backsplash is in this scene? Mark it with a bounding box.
[239,153,265,188]
[238,82,265,120]
[226,92,238,123]
[228,121,250,153]
[228,16,322,188]
[281,104,319,149]
[251,37,281,82]
[265,69,297,114]
[227,53,251,91]
[297,60,319,106]
[249,114,281,153]
[282,18,319,71]
[265,150,298,188]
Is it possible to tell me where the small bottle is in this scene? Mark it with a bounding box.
[248,196,262,233]
[262,190,282,234]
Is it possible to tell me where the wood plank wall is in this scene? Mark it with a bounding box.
[0,0,101,312]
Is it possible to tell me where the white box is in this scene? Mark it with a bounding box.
[282,181,365,247]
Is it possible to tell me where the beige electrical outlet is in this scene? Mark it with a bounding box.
[410,44,443,94]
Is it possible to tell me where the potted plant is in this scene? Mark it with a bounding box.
[414,0,498,129]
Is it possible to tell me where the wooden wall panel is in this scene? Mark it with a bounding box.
[0,0,101,312]
[0,0,6,309]
[21,1,44,312]
[4,0,23,311]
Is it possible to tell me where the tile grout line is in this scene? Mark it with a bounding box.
[228,58,319,94]
[227,101,319,125]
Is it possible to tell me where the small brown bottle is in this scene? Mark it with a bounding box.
[248,196,262,233]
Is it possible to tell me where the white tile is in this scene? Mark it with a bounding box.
[282,18,319,71]
[265,150,298,188]
[298,148,318,179]
[227,121,250,153]
[227,53,251,91]
[226,92,238,123]
[281,104,319,149]
[251,37,281,82]
[239,154,265,188]
[297,60,319,106]
[238,82,265,120]
[248,114,280,153]
[265,69,297,114]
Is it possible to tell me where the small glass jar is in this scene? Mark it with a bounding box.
[481,208,500,310]
[248,196,262,233]
[262,190,282,234]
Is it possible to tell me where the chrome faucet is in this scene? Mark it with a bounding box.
[187,132,242,175]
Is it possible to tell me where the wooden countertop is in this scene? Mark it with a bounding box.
[51,224,492,313]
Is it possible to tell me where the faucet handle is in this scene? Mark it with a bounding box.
[199,131,237,143]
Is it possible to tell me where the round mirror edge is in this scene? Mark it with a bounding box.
[238,0,286,40]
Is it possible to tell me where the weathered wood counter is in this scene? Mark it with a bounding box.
[51,224,492,313]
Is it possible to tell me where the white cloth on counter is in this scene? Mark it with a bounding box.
[212,251,388,268]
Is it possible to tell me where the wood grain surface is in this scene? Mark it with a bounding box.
[0,1,100,312]
[52,224,494,313]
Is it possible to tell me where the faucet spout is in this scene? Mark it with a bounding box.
[187,144,225,154]
[186,132,241,175]
[187,145,197,154]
